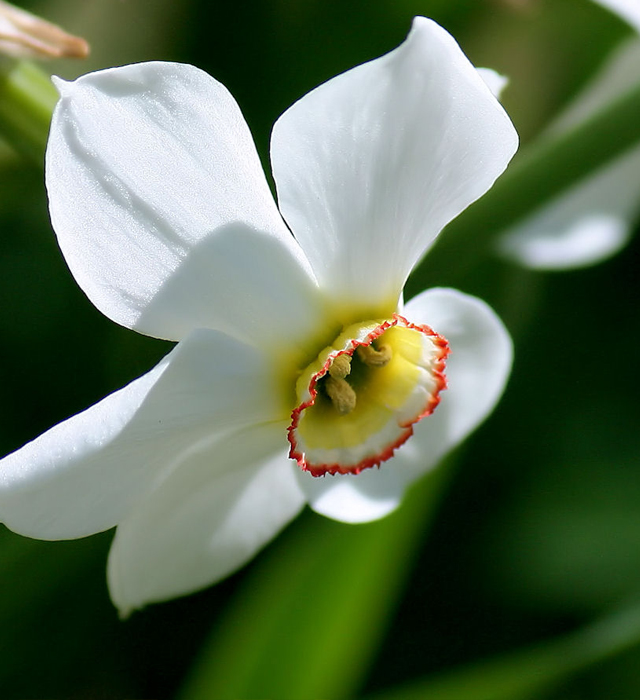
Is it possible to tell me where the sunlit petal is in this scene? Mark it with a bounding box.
[271,17,517,310]
[46,61,316,343]
[108,423,303,615]
[0,330,285,539]
[134,222,326,352]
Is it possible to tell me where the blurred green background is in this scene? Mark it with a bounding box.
[1,0,640,698]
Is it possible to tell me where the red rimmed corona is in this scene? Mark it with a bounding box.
[289,314,449,476]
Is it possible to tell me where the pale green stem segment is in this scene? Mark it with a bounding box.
[363,599,640,700]
[176,457,456,700]
[410,79,640,289]
[0,58,57,164]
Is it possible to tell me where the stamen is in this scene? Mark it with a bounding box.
[356,343,392,367]
[328,353,352,379]
[325,375,357,415]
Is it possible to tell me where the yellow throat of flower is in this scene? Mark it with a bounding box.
[288,314,449,476]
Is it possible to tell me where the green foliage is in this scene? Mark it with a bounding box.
[177,465,452,700]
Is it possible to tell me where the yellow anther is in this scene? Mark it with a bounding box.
[325,375,357,415]
[328,353,352,379]
[356,343,392,367]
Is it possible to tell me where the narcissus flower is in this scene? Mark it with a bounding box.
[0,17,517,614]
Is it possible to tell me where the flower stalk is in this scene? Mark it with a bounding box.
[0,58,58,163]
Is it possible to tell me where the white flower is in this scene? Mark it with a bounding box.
[499,0,640,270]
[0,17,517,614]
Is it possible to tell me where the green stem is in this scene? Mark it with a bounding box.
[0,59,58,165]
[177,456,457,700]
[408,79,640,291]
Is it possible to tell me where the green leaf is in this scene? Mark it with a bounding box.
[177,460,454,700]
[364,600,640,700]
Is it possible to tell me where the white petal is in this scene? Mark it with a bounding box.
[0,330,284,539]
[590,0,640,31]
[403,288,513,452]
[498,148,639,269]
[46,62,318,343]
[499,39,640,270]
[301,288,512,523]
[271,17,518,310]
[107,423,303,615]
[134,222,327,353]
[477,68,509,99]
[296,467,404,524]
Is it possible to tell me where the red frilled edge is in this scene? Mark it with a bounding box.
[288,313,449,477]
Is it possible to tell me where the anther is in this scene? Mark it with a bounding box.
[325,375,357,415]
[328,353,352,379]
[356,343,392,367]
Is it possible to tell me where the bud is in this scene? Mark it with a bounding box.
[0,0,89,60]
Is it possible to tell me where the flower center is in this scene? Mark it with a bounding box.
[321,341,394,416]
[288,314,449,476]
